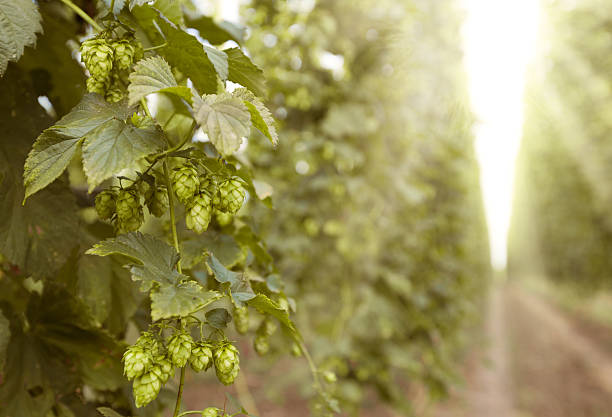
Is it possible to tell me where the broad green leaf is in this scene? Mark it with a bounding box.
[53,94,133,137]
[0,0,42,75]
[181,232,244,269]
[151,0,183,26]
[192,92,250,155]
[86,232,186,291]
[187,15,246,45]
[128,56,192,106]
[205,308,231,329]
[129,0,148,9]
[234,88,278,145]
[225,47,266,97]
[150,282,221,321]
[205,253,255,306]
[0,310,9,372]
[98,408,126,417]
[82,120,165,191]
[23,131,83,201]
[204,45,228,81]
[247,294,299,339]
[157,18,218,94]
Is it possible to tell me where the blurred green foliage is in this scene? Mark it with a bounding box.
[509,0,612,292]
[242,0,491,413]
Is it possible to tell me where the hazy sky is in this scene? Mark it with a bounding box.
[462,0,541,269]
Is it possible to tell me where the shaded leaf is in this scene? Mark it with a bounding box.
[205,253,255,306]
[247,294,299,339]
[192,92,250,155]
[0,0,42,75]
[181,232,244,269]
[151,282,221,321]
[128,56,192,106]
[187,15,245,45]
[234,87,278,145]
[225,48,266,97]
[206,308,231,329]
[102,0,126,14]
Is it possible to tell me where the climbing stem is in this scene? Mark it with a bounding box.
[172,366,186,417]
[60,0,104,32]
[163,159,182,273]
[298,338,323,392]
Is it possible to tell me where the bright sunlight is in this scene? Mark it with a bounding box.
[462,0,541,269]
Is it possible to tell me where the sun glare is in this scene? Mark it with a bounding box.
[462,0,541,270]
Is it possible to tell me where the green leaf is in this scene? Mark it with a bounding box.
[97,407,126,417]
[206,308,231,329]
[157,18,218,94]
[0,0,42,75]
[247,294,299,338]
[151,0,183,26]
[82,119,165,191]
[225,48,266,97]
[181,232,244,269]
[0,310,9,372]
[205,252,255,306]
[150,282,221,321]
[234,88,278,145]
[187,15,246,45]
[192,92,250,155]
[53,94,133,137]
[128,56,192,106]
[86,232,186,291]
[204,45,228,81]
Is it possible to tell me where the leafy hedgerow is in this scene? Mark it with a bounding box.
[0,1,335,416]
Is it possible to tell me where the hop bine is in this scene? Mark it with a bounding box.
[186,193,213,233]
[213,342,240,385]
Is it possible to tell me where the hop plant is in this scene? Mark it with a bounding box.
[80,38,114,82]
[111,38,141,71]
[186,193,212,234]
[133,368,162,408]
[202,407,220,417]
[122,345,153,380]
[115,189,144,233]
[167,331,194,368]
[233,306,249,334]
[213,342,240,385]
[214,179,245,214]
[172,166,200,204]
[253,333,269,356]
[95,189,116,220]
[189,342,214,372]
[145,186,169,217]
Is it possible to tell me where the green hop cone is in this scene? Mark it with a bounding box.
[80,38,114,81]
[213,342,240,385]
[133,368,162,408]
[189,342,214,372]
[201,407,220,417]
[145,186,169,217]
[233,306,249,334]
[172,166,200,204]
[105,87,124,103]
[260,317,278,337]
[215,209,233,226]
[136,332,161,355]
[215,179,245,214]
[122,345,153,380]
[111,38,141,71]
[154,355,174,383]
[167,331,194,368]
[253,333,269,356]
[95,189,116,220]
[186,193,212,234]
[86,76,108,95]
[115,189,144,233]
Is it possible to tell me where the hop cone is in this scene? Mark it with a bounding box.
[186,193,212,234]
[202,407,220,417]
[105,87,124,103]
[167,332,194,368]
[95,189,116,220]
[253,334,269,356]
[123,345,153,380]
[133,368,162,408]
[189,342,214,372]
[154,355,174,383]
[172,166,200,204]
[260,317,278,337]
[215,179,245,214]
[80,38,114,80]
[86,76,108,95]
[215,209,233,227]
[145,186,169,217]
[115,189,144,233]
[233,306,249,334]
[136,332,161,355]
[213,342,240,385]
[111,39,141,71]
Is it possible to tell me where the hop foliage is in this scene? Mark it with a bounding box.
[213,342,240,385]
[172,165,200,204]
[114,188,144,234]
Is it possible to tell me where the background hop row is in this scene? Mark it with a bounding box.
[94,183,168,234]
[171,164,246,234]
[80,35,142,102]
